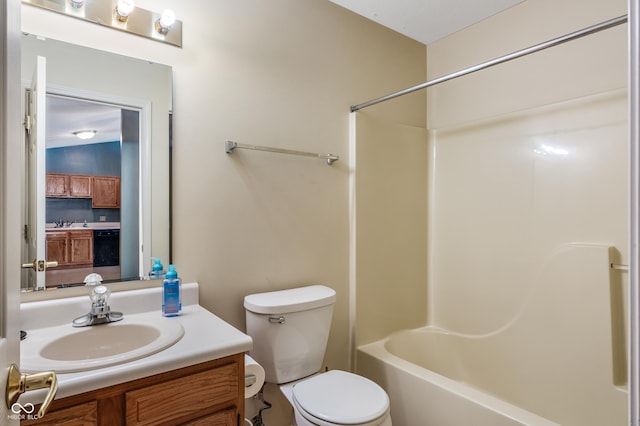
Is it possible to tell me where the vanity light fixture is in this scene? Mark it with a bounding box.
[155,9,176,35]
[73,130,98,140]
[115,0,135,22]
[22,0,183,47]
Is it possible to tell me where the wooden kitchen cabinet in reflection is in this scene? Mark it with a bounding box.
[92,176,120,208]
[46,173,92,198]
[45,229,94,267]
[46,173,120,208]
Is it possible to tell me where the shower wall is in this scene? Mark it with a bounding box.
[426,0,628,332]
[423,0,629,421]
[429,91,628,334]
[353,112,428,346]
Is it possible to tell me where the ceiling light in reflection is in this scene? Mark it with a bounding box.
[73,130,97,140]
[533,144,569,157]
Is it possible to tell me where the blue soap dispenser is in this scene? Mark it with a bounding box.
[149,257,166,280]
[162,264,182,317]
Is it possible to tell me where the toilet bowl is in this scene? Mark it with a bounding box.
[280,370,392,426]
[244,285,392,426]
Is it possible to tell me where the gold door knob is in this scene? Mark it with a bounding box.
[6,364,58,419]
[21,260,58,271]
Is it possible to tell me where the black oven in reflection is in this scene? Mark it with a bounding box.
[93,229,120,267]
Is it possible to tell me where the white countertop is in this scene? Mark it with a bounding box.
[19,283,252,405]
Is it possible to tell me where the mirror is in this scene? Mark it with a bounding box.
[21,33,172,291]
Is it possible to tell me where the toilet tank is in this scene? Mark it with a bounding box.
[244,285,336,384]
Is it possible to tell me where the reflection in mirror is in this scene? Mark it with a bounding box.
[44,95,139,287]
[21,33,172,291]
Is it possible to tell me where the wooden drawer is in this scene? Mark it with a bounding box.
[125,362,239,426]
[22,401,97,426]
[180,408,236,426]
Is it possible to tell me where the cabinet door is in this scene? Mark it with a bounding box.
[45,173,68,197]
[69,230,94,265]
[45,231,68,266]
[69,175,92,198]
[92,176,121,208]
[125,362,239,426]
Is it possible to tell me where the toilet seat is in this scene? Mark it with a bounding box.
[292,370,390,426]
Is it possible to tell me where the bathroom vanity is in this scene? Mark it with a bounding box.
[21,354,243,425]
[18,283,252,425]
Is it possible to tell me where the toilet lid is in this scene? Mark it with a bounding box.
[292,370,389,425]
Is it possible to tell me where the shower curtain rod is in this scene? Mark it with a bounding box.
[350,14,628,112]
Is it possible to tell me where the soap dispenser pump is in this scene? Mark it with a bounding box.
[149,257,166,279]
[162,264,182,317]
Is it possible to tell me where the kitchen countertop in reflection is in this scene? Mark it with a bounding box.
[45,222,120,230]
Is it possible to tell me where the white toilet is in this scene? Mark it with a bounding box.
[244,285,392,426]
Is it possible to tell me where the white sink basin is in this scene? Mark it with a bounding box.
[21,313,184,373]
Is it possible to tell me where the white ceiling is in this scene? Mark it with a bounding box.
[328,0,524,45]
[46,95,122,149]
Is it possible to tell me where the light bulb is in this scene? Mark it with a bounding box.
[159,9,175,28]
[115,0,135,21]
[69,0,85,9]
[155,9,175,34]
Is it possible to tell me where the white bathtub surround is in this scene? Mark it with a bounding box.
[357,244,627,425]
[19,282,252,404]
[358,341,557,426]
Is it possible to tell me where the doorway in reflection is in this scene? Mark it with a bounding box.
[43,95,140,287]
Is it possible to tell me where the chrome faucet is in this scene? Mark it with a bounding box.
[54,218,75,228]
[72,274,123,327]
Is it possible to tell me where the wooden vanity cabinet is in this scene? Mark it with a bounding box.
[45,229,94,267]
[22,353,245,426]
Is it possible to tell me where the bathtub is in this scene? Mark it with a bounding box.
[357,328,559,426]
[356,245,628,425]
